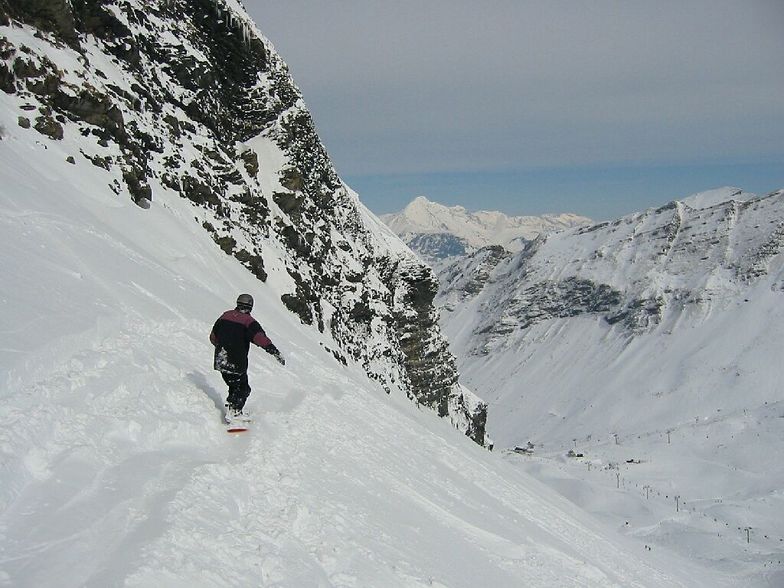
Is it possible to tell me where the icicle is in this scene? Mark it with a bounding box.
[241,21,250,47]
[211,0,255,48]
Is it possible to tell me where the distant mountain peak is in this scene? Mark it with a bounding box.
[408,195,434,207]
[381,197,591,264]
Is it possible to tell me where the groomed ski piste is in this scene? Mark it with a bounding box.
[0,96,736,587]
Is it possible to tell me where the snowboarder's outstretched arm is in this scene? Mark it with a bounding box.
[251,329,271,348]
[250,325,285,365]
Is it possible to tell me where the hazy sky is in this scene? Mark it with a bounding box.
[243,1,784,220]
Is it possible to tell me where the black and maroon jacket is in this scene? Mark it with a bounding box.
[210,309,274,374]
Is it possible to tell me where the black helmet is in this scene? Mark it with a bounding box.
[236,293,254,312]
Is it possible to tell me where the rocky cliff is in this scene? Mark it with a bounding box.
[0,0,488,445]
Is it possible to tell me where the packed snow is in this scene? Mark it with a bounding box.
[0,74,734,588]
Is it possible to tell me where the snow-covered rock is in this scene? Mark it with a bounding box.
[0,0,487,443]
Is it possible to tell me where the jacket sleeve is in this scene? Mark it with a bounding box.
[252,331,272,348]
[209,319,220,346]
[249,321,284,364]
[249,321,272,348]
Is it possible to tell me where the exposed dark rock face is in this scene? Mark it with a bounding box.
[33,112,63,139]
[504,278,623,331]
[0,0,488,445]
[406,232,468,262]
[389,261,458,414]
[5,0,77,46]
[440,245,511,305]
[240,148,259,177]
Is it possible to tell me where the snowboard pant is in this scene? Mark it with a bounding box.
[221,371,251,411]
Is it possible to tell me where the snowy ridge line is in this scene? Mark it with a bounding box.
[442,187,784,351]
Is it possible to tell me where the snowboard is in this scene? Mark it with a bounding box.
[225,410,251,433]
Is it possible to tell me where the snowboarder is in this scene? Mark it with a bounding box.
[210,293,285,423]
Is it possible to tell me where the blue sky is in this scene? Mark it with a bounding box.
[244,1,784,221]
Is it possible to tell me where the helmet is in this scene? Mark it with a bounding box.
[236,293,254,312]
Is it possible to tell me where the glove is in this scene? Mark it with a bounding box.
[266,344,285,365]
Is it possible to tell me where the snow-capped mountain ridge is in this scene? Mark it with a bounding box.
[385,196,590,245]
[680,186,745,210]
[381,195,590,263]
[440,187,784,352]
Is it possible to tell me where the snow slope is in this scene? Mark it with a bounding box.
[0,83,733,588]
[438,188,784,585]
